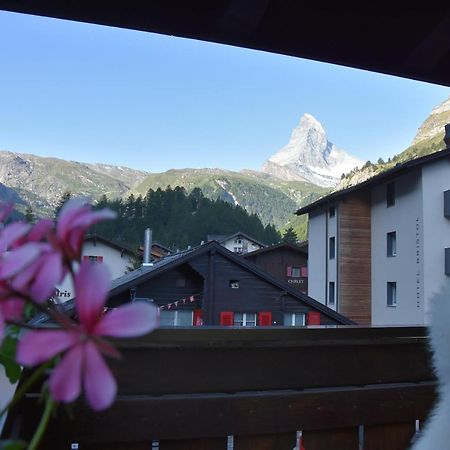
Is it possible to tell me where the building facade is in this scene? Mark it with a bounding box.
[298,146,450,326]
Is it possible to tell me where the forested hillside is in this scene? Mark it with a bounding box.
[91,186,281,250]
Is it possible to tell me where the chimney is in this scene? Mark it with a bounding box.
[143,228,153,267]
[445,124,450,149]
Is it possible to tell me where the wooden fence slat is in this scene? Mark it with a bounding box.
[81,443,151,450]
[54,382,436,443]
[234,433,296,450]
[364,422,416,450]
[159,437,228,449]
[302,427,359,450]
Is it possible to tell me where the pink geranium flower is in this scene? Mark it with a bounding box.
[17,262,158,410]
[55,199,117,261]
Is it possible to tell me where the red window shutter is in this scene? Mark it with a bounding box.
[97,256,104,263]
[259,311,272,326]
[82,256,89,262]
[220,311,234,326]
[193,309,203,326]
[307,311,321,325]
[301,266,308,277]
[286,266,292,277]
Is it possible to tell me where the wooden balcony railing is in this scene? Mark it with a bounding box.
[4,326,437,450]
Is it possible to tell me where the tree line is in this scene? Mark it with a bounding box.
[87,186,282,250]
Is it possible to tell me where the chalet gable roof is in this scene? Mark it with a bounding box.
[207,231,266,248]
[84,233,135,256]
[243,242,307,258]
[110,240,352,325]
[296,147,450,216]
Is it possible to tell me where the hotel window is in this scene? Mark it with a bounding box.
[229,280,239,289]
[234,312,257,327]
[444,190,450,218]
[329,237,335,259]
[160,310,193,327]
[387,282,397,307]
[387,231,397,257]
[283,312,306,326]
[329,206,336,218]
[328,282,335,305]
[386,182,395,207]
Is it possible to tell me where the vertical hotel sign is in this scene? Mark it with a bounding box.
[416,217,421,308]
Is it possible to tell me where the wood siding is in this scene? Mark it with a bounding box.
[338,192,372,324]
[244,247,308,293]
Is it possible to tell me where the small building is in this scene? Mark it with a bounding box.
[106,241,351,327]
[297,134,450,326]
[55,234,136,301]
[207,232,266,254]
[137,241,172,261]
[243,242,308,294]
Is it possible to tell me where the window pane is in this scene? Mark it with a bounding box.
[329,282,335,305]
[160,311,176,326]
[284,313,305,326]
[387,282,397,306]
[291,267,301,277]
[387,182,395,207]
[176,310,193,326]
[234,313,244,326]
[387,232,397,257]
[329,237,335,259]
[246,313,257,326]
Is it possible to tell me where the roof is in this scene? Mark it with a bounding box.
[296,147,450,216]
[209,231,267,248]
[34,241,352,325]
[107,240,352,325]
[84,234,135,255]
[0,3,449,87]
[243,242,307,258]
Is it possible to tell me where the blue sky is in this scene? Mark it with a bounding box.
[1,11,449,173]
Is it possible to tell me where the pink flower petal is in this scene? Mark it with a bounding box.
[94,302,159,338]
[70,209,117,230]
[75,262,110,330]
[17,330,80,366]
[0,297,24,321]
[28,219,54,242]
[83,341,117,410]
[0,243,41,279]
[49,344,84,403]
[0,222,30,251]
[30,252,64,303]
[56,199,88,240]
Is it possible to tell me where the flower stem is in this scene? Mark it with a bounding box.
[0,361,51,417]
[28,394,55,450]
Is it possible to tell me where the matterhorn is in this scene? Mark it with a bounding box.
[262,113,363,187]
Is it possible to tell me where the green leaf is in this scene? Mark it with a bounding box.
[0,335,22,384]
[0,439,28,450]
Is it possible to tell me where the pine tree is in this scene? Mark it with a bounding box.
[54,191,72,218]
[24,206,35,224]
[282,227,298,244]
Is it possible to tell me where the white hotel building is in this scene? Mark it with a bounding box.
[297,131,450,326]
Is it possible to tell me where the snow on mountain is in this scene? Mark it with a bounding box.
[261,114,363,187]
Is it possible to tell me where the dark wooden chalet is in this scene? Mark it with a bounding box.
[243,242,308,294]
[107,241,352,327]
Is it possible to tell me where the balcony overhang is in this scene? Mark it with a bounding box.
[0,2,449,87]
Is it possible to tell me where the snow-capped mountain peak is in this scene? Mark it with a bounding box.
[261,113,362,187]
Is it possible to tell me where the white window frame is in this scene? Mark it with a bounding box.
[234,312,257,327]
[284,313,306,326]
[160,310,193,326]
